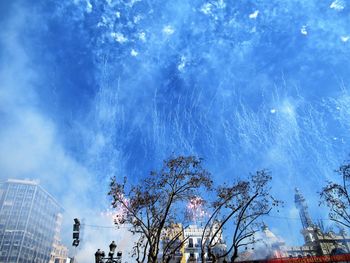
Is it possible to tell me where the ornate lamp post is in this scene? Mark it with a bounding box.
[95,249,105,263]
[95,241,122,263]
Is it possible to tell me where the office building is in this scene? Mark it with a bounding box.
[0,179,67,263]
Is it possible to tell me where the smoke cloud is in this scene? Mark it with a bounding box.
[1,0,350,259]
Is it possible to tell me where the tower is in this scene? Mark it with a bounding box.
[294,188,313,229]
[294,188,319,245]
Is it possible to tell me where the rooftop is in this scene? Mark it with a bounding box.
[5,178,39,185]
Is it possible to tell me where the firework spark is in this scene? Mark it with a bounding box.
[186,196,209,224]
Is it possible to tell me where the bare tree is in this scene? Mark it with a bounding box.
[108,156,212,263]
[133,235,149,263]
[320,163,350,229]
[200,170,280,263]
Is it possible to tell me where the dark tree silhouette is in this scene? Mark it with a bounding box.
[320,163,350,229]
[108,156,212,263]
[200,170,280,263]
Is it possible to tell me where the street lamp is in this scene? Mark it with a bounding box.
[109,241,117,259]
[95,241,122,263]
[95,249,105,263]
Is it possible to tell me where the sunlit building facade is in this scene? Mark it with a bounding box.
[49,242,69,263]
[161,223,185,263]
[0,179,65,263]
[49,213,69,263]
[182,222,227,263]
[160,222,227,262]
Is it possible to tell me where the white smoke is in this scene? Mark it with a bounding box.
[0,3,135,261]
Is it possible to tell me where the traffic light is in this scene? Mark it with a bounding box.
[72,218,80,247]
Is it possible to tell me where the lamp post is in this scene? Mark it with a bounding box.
[95,241,122,263]
[95,249,105,263]
[109,241,117,259]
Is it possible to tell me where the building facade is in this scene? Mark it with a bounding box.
[243,188,350,261]
[50,242,69,263]
[0,179,67,263]
[161,223,185,263]
[160,222,227,263]
[49,212,68,263]
[182,222,227,263]
[258,189,350,259]
[282,189,350,257]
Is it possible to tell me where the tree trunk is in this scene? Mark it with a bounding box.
[207,247,216,263]
[230,248,238,263]
[201,251,206,263]
[147,254,158,263]
[147,248,158,263]
[210,254,217,263]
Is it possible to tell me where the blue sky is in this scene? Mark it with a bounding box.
[1,0,350,260]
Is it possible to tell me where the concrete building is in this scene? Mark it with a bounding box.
[0,179,68,263]
[182,222,227,263]
[161,223,185,263]
[282,189,350,257]
[243,189,350,261]
[49,213,68,263]
[160,222,227,262]
[257,189,350,259]
[50,242,69,263]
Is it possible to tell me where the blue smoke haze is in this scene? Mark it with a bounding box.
[1,0,350,257]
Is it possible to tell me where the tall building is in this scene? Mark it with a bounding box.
[0,179,67,263]
[278,189,350,258]
[294,188,313,230]
[242,189,350,260]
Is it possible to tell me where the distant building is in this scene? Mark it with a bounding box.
[161,223,185,263]
[183,224,203,262]
[50,241,69,263]
[256,189,350,259]
[49,213,68,263]
[160,222,227,263]
[0,179,68,263]
[182,222,227,263]
[241,189,350,261]
[282,188,350,257]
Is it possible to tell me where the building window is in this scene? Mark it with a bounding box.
[189,238,193,248]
